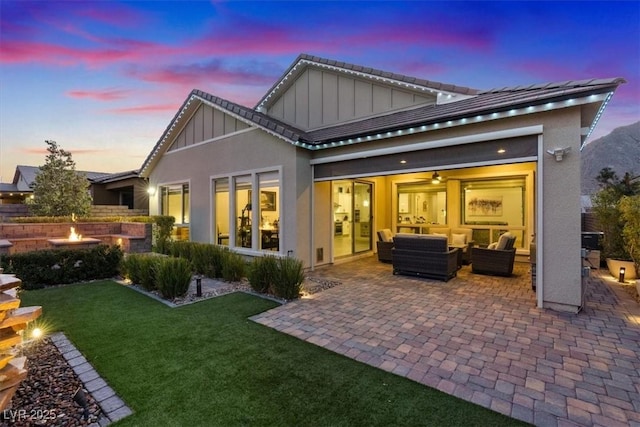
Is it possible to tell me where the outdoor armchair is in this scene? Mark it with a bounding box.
[376,229,394,263]
[471,233,517,276]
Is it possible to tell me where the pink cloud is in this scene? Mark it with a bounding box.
[105,104,179,114]
[0,38,179,69]
[66,88,131,101]
[17,147,49,155]
[129,60,278,87]
[74,6,150,28]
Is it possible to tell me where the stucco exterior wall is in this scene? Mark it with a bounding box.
[539,109,583,312]
[148,128,303,258]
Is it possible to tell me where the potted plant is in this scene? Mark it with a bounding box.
[591,168,639,280]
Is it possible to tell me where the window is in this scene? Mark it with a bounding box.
[160,183,189,240]
[258,172,280,251]
[461,177,526,247]
[397,181,447,225]
[213,169,281,252]
[214,178,229,246]
[235,175,252,248]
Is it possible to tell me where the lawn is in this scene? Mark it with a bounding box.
[22,282,530,426]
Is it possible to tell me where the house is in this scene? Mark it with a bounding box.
[140,53,624,313]
[0,165,148,211]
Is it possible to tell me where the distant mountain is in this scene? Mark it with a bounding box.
[581,121,640,194]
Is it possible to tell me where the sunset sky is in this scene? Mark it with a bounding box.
[1,1,638,180]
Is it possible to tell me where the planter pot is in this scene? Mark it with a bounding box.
[606,258,637,280]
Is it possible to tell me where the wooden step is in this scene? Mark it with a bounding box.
[0,357,27,411]
[0,384,20,413]
[0,333,22,351]
[0,352,15,370]
[0,294,20,312]
[0,306,42,329]
[0,356,27,389]
[0,275,21,292]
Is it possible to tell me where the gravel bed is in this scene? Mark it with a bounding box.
[4,339,101,426]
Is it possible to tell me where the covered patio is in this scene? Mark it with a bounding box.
[252,257,640,426]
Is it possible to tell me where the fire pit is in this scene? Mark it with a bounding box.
[48,226,101,249]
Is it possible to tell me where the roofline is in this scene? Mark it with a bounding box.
[299,83,622,150]
[254,53,480,111]
[139,90,306,177]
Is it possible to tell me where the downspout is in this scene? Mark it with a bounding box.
[537,133,544,308]
[310,164,315,271]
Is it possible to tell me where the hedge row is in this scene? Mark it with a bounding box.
[1,245,123,290]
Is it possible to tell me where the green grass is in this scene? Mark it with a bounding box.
[22,282,531,426]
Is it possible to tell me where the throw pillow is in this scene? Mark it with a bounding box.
[451,233,467,246]
[496,232,513,250]
[488,242,498,250]
[381,229,393,242]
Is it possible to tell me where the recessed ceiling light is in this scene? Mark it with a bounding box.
[497,148,506,154]
[400,160,407,164]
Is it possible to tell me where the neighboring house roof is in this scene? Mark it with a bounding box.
[2,165,141,192]
[90,169,141,184]
[0,183,19,193]
[140,53,625,176]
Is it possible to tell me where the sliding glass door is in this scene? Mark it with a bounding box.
[333,180,373,258]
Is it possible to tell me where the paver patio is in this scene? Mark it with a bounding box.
[251,256,640,427]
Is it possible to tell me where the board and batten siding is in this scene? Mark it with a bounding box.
[267,68,436,131]
[167,104,250,151]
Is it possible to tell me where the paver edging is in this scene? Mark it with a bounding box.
[50,332,133,425]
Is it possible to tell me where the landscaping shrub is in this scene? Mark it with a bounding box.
[191,243,223,277]
[121,253,162,291]
[221,251,246,282]
[153,216,175,254]
[273,257,305,300]
[1,245,122,290]
[248,255,279,293]
[620,195,640,275]
[155,257,192,299]
[167,240,193,260]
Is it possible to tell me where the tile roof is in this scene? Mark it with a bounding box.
[303,78,625,144]
[140,53,625,174]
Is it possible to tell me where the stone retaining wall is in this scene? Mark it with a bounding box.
[0,222,152,254]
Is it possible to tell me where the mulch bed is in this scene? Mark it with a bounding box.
[4,338,101,426]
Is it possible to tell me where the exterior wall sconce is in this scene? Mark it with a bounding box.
[619,267,626,283]
[431,172,441,184]
[147,186,156,196]
[546,147,572,161]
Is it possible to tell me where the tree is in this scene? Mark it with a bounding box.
[591,167,640,260]
[27,140,92,216]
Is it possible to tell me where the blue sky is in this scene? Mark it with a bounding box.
[1,1,638,179]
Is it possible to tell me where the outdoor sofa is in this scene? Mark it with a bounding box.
[391,234,459,281]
